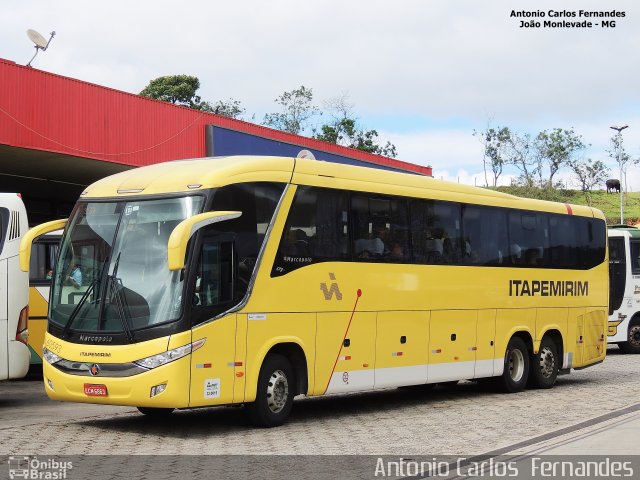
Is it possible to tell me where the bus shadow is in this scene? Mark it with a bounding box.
[75,381,499,437]
[76,370,615,438]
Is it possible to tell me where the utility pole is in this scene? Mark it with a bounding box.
[610,125,629,224]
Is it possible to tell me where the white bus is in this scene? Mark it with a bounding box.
[608,225,640,353]
[0,193,30,381]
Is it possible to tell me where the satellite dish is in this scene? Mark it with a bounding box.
[296,149,316,160]
[25,29,56,67]
[27,29,48,49]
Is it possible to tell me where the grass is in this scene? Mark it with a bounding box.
[491,187,640,225]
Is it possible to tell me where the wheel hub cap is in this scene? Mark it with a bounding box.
[539,346,555,378]
[266,369,289,413]
[630,326,640,347]
[508,349,525,382]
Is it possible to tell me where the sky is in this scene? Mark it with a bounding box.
[2,0,639,189]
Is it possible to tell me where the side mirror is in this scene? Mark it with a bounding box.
[19,219,68,272]
[167,211,241,271]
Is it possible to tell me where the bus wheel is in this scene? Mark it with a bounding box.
[495,337,529,393]
[247,354,294,428]
[619,320,640,354]
[137,407,175,416]
[528,338,559,389]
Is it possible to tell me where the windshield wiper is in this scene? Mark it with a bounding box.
[106,252,135,342]
[62,258,111,338]
[61,279,97,338]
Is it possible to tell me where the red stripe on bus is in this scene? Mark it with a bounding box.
[324,289,362,394]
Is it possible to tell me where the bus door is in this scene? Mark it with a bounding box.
[189,234,238,406]
[428,310,477,382]
[608,237,626,316]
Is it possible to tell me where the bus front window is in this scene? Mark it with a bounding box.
[50,196,204,334]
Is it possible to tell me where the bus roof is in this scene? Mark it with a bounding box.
[81,155,603,219]
[608,225,640,238]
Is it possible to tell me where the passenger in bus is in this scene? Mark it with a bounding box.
[424,229,444,264]
[355,231,385,257]
[66,263,82,289]
[388,241,406,261]
[284,229,310,256]
[375,225,390,254]
[525,248,541,266]
[509,244,522,264]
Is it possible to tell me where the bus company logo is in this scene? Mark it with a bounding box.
[508,280,588,297]
[80,351,112,358]
[320,273,343,301]
[8,456,73,479]
[79,334,113,343]
[608,320,623,336]
[89,364,100,376]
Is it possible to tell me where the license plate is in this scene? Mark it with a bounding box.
[84,384,108,397]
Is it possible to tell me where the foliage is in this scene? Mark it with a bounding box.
[567,158,610,206]
[607,133,638,192]
[211,98,245,119]
[140,75,245,119]
[262,85,319,135]
[473,126,510,186]
[140,75,213,111]
[535,128,586,188]
[504,131,539,187]
[313,94,397,157]
[315,118,397,157]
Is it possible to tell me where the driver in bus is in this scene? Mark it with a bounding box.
[66,263,83,289]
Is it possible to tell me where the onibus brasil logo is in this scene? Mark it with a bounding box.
[8,456,73,479]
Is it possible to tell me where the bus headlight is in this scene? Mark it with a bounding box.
[42,347,61,365]
[134,338,205,370]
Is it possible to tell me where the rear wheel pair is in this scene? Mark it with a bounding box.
[495,336,558,392]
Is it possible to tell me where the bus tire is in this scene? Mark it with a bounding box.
[137,407,175,416]
[247,353,294,428]
[619,319,640,354]
[495,337,529,393]
[528,337,559,389]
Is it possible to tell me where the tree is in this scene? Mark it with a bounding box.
[607,133,637,193]
[535,128,586,188]
[473,126,511,186]
[140,75,246,119]
[263,85,319,135]
[314,94,397,157]
[212,98,245,119]
[140,75,213,111]
[568,158,610,206]
[504,131,539,187]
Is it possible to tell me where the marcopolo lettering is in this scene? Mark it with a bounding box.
[509,280,588,297]
[79,334,113,343]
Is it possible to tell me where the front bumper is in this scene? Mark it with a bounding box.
[43,355,191,408]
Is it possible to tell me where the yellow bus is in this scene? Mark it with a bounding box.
[19,156,608,427]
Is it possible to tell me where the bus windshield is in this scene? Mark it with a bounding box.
[50,196,204,334]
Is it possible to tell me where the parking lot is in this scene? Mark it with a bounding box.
[1,347,639,457]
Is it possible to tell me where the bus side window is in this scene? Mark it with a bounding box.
[271,186,348,276]
[191,234,235,327]
[630,240,640,274]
